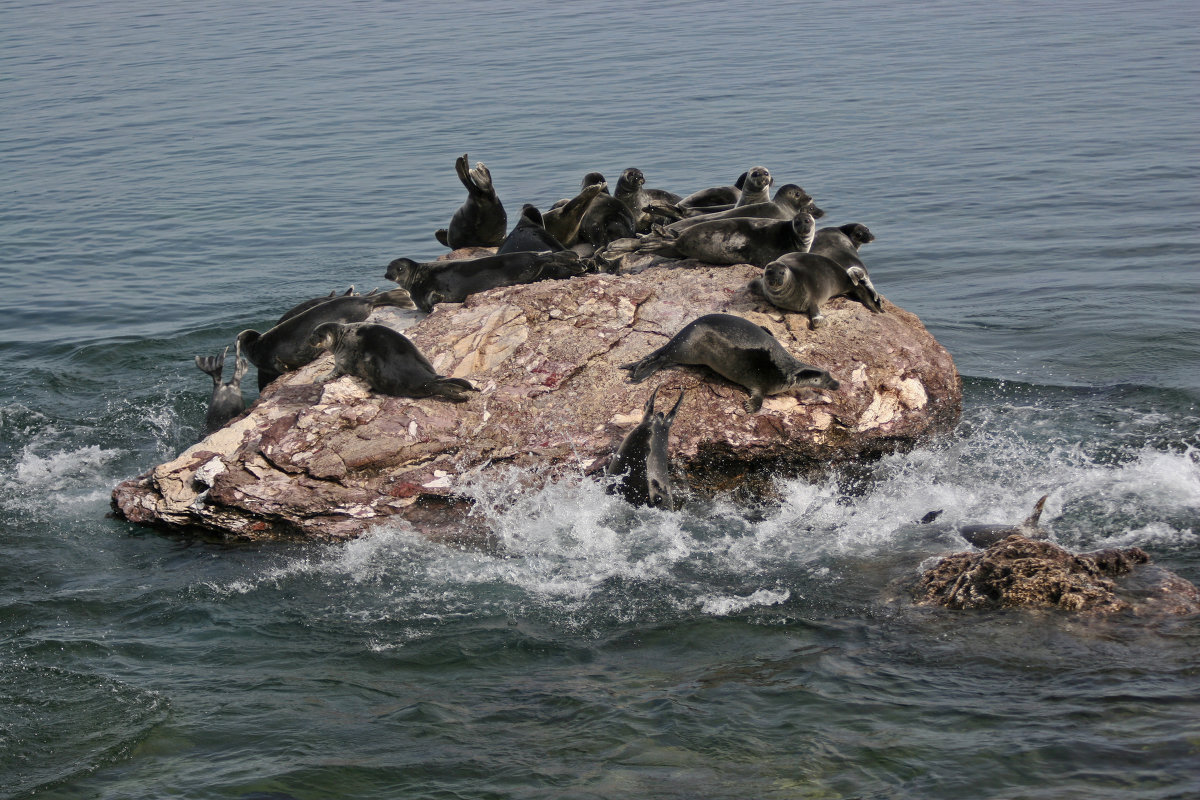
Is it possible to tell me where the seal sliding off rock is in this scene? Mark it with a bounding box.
[236,288,416,390]
[621,312,839,412]
[309,322,477,402]
[195,343,248,434]
[435,153,507,249]
[606,386,685,509]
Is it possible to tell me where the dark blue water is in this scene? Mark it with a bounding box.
[2,2,1198,798]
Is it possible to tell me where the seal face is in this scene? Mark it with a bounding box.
[236,289,416,390]
[753,252,883,328]
[497,204,567,255]
[810,223,875,271]
[606,386,685,509]
[309,322,476,401]
[638,212,816,267]
[435,153,507,249]
[385,250,587,313]
[733,166,772,207]
[614,167,683,232]
[620,313,838,412]
[195,342,248,434]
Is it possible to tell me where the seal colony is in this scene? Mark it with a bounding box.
[123,152,966,546]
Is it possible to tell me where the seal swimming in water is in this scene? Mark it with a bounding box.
[497,204,568,254]
[750,252,883,328]
[236,288,416,390]
[541,180,606,246]
[629,212,816,267]
[957,495,1051,548]
[195,342,248,434]
[309,322,477,402]
[810,223,875,271]
[620,313,839,412]
[606,386,685,509]
[662,184,824,233]
[434,154,507,249]
[385,250,587,312]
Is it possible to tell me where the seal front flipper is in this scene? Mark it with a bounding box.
[435,229,450,247]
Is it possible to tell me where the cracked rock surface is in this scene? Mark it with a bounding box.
[111,260,962,542]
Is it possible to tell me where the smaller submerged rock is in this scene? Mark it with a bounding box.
[913,535,1200,616]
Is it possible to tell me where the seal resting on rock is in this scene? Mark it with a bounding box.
[309,322,477,402]
[621,312,839,412]
[497,204,567,255]
[613,167,683,232]
[276,286,371,324]
[750,252,883,329]
[542,181,606,247]
[435,153,507,249]
[676,171,748,211]
[628,212,816,267]
[385,250,588,313]
[236,288,416,390]
[662,184,824,233]
[606,386,685,509]
[810,223,875,271]
[195,343,248,434]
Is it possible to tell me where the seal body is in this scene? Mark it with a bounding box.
[958,495,1050,548]
[606,386,685,509]
[385,250,587,312]
[435,154,507,249]
[810,223,875,271]
[542,181,605,246]
[665,184,823,233]
[195,343,248,434]
[676,171,747,211]
[309,322,476,402]
[276,286,367,325]
[236,288,416,390]
[752,252,882,329]
[614,167,682,232]
[497,204,567,255]
[576,179,636,251]
[641,212,816,267]
[620,313,839,412]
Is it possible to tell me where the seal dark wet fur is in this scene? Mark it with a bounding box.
[276,286,368,325]
[236,288,416,390]
[676,171,748,211]
[664,184,823,233]
[195,342,248,434]
[606,386,685,509]
[957,495,1051,548]
[634,212,816,267]
[309,322,477,402]
[497,204,567,255]
[614,167,683,233]
[810,223,875,271]
[733,165,773,207]
[542,181,606,246]
[620,313,839,412]
[434,153,507,249]
[751,252,882,328]
[385,250,588,313]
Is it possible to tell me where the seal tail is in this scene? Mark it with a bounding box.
[368,288,418,310]
[195,347,228,385]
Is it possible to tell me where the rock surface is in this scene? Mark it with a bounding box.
[913,535,1200,615]
[111,257,962,542]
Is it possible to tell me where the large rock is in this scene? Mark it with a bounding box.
[111,259,961,542]
[912,535,1200,615]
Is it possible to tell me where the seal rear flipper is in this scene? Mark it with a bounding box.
[453,154,472,190]
[1022,495,1050,530]
[369,287,417,310]
[195,348,227,384]
[620,350,670,384]
[427,377,476,402]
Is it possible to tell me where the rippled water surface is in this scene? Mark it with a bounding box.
[2,1,1198,798]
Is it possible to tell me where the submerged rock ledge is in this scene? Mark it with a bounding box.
[111,260,961,542]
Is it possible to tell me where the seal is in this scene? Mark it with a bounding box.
[497,204,567,255]
[733,165,773,207]
[236,288,416,390]
[620,313,839,412]
[664,184,824,233]
[810,223,875,271]
[575,173,636,252]
[614,167,683,232]
[750,252,883,328]
[633,212,816,267]
[309,322,477,402]
[542,181,606,246]
[676,171,748,211]
[957,495,1051,548]
[606,386,685,509]
[385,250,587,312]
[194,342,248,434]
[434,154,507,249]
[276,286,369,324]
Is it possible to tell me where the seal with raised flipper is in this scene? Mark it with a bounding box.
[236,288,416,390]
[810,223,875,271]
[575,173,636,252]
[497,204,567,255]
[542,181,606,246]
[957,495,1051,548]
[664,184,824,233]
[750,252,883,329]
[385,249,587,313]
[308,322,477,402]
[631,212,816,267]
[194,342,249,434]
[620,313,839,412]
[434,154,507,249]
[606,386,685,509]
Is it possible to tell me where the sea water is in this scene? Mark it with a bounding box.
[2,1,1198,798]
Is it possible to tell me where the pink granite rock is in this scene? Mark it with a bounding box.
[112,259,961,542]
